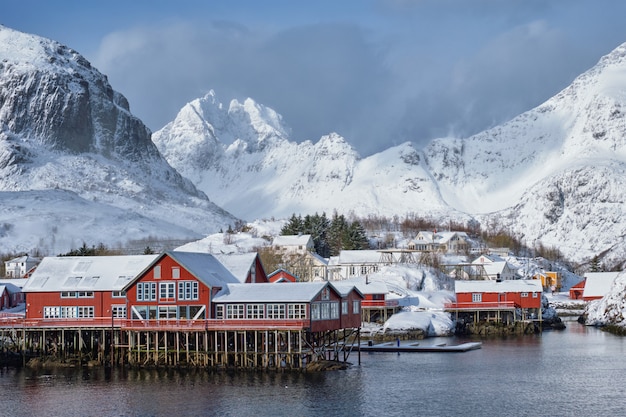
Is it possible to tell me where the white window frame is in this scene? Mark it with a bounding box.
[288,304,306,319]
[472,293,482,302]
[247,304,264,319]
[159,282,175,301]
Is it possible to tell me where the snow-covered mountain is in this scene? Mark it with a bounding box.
[154,44,626,267]
[153,91,461,222]
[0,26,237,254]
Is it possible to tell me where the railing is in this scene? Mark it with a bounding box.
[444,301,517,310]
[0,316,311,331]
[362,300,387,308]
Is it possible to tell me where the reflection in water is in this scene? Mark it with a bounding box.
[2,322,626,416]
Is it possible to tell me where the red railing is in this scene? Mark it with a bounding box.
[444,301,517,310]
[0,316,310,331]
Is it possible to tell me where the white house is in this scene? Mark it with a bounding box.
[328,250,383,280]
[408,231,469,253]
[272,234,315,255]
[471,254,518,281]
[4,255,40,278]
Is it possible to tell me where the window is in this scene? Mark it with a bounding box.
[172,267,180,279]
[353,300,360,314]
[247,304,264,319]
[112,291,126,298]
[178,281,199,300]
[46,306,95,319]
[77,306,94,318]
[472,293,482,302]
[60,291,93,298]
[349,266,356,276]
[226,304,245,319]
[521,292,529,298]
[159,282,175,301]
[44,307,60,319]
[112,305,126,318]
[267,304,285,319]
[330,302,339,319]
[361,265,368,275]
[321,287,330,301]
[342,301,348,315]
[215,305,224,320]
[288,304,306,319]
[154,265,161,279]
[311,304,320,320]
[137,282,156,301]
[532,292,538,298]
[321,303,330,320]
[158,306,177,319]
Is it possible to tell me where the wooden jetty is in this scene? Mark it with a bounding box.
[357,341,482,353]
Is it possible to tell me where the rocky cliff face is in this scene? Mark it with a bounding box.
[0,26,236,253]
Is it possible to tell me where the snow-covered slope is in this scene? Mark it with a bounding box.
[0,26,237,254]
[424,43,626,262]
[583,271,626,329]
[155,43,626,266]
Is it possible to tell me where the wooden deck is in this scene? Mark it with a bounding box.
[357,341,482,353]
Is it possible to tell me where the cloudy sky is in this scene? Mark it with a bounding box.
[4,0,626,155]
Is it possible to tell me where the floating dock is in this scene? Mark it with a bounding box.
[357,341,482,353]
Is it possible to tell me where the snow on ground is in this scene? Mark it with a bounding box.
[545,291,587,315]
[175,219,284,254]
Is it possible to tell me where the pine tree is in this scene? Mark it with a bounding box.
[281,214,304,235]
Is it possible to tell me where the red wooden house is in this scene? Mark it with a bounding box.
[446,279,543,323]
[0,279,25,310]
[21,255,158,326]
[569,280,585,300]
[332,278,398,323]
[123,251,240,324]
[268,268,298,283]
[211,281,363,332]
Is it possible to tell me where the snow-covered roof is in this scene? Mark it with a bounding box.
[332,277,387,295]
[0,279,24,294]
[454,279,542,294]
[5,255,39,264]
[308,251,328,265]
[213,282,328,303]
[481,262,509,276]
[214,253,258,283]
[472,254,505,264]
[337,250,382,264]
[272,234,312,246]
[23,255,159,293]
[165,251,240,288]
[583,272,620,298]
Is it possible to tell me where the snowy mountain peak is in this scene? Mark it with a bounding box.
[0,26,237,254]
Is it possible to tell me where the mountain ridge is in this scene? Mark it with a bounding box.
[154,43,626,267]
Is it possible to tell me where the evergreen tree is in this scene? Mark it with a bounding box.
[347,220,369,250]
[590,255,601,272]
[328,212,349,256]
[281,214,304,235]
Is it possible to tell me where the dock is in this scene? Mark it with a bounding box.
[357,341,482,353]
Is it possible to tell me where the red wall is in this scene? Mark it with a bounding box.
[126,254,214,316]
[456,291,541,309]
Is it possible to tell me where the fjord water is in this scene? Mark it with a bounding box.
[1,320,625,417]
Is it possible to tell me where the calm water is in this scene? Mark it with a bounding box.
[1,320,625,417]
